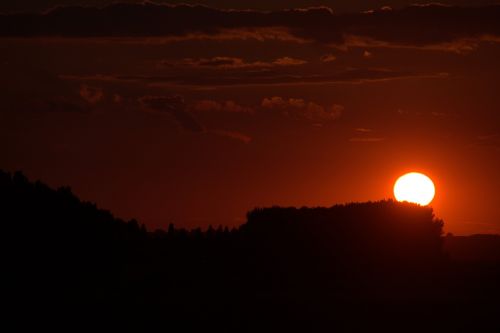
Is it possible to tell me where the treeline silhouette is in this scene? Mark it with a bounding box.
[2,170,499,331]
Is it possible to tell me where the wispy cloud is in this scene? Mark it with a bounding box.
[192,100,254,114]
[139,95,204,133]
[349,137,386,143]
[209,129,252,144]
[320,54,337,63]
[4,3,500,51]
[71,69,447,88]
[262,96,343,122]
[79,84,103,104]
[162,56,307,69]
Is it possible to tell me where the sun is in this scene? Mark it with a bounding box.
[393,172,435,206]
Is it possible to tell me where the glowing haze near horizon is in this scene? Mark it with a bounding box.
[1,1,500,235]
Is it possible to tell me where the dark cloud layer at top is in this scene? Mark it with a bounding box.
[0,3,341,42]
[0,1,496,14]
[2,3,500,47]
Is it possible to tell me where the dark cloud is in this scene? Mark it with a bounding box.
[209,129,252,144]
[469,133,500,151]
[192,100,254,114]
[79,84,103,104]
[139,95,204,133]
[0,3,340,42]
[2,3,500,49]
[163,56,307,69]
[1,62,94,114]
[0,1,496,15]
[137,96,259,143]
[349,137,386,143]
[320,54,337,62]
[350,127,385,143]
[272,57,307,66]
[355,128,373,133]
[261,96,343,123]
[181,57,256,68]
[18,97,87,113]
[90,68,445,88]
[363,50,373,58]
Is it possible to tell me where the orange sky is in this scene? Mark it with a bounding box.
[1,2,500,234]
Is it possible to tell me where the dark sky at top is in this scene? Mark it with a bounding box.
[1,0,498,13]
[1,1,500,234]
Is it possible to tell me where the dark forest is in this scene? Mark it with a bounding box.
[2,170,499,331]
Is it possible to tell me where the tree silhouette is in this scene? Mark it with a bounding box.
[1,169,499,331]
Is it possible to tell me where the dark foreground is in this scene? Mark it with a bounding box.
[2,170,500,331]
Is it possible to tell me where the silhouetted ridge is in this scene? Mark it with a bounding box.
[244,202,444,264]
[2,170,499,331]
[445,233,500,262]
[1,170,147,313]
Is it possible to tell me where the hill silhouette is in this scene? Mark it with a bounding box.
[2,170,500,331]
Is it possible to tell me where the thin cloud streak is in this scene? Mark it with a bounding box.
[3,3,500,51]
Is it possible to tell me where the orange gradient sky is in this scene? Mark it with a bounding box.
[1,2,500,234]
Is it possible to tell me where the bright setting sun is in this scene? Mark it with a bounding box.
[394,172,435,206]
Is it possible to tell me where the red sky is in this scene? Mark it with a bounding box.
[1,1,500,234]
